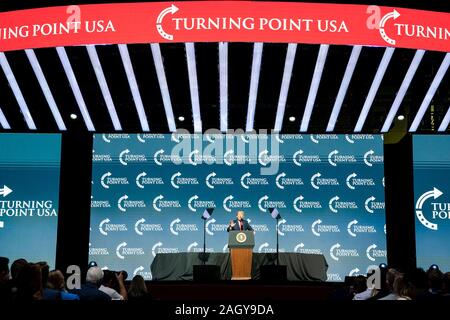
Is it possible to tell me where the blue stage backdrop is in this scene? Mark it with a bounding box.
[89,133,386,281]
[413,135,450,271]
[0,133,61,268]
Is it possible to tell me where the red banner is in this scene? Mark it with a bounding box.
[0,1,448,52]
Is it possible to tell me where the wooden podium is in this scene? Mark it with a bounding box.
[228,231,255,280]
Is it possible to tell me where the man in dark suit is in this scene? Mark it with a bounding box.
[227,210,253,232]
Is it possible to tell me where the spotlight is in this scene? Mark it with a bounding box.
[397,115,405,121]
[379,263,388,269]
[178,116,185,122]
[289,116,296,122]
[70,113,78,120]
[88,261,97,268]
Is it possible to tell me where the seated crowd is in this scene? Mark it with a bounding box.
[0,257,150,301]
[2,256,450,301]
[345,267,450,301]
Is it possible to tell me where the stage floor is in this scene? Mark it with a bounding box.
[146,281,342,301]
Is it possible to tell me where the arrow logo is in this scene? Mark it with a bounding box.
[258,195,269,212]
[102,134,111,143]
[171,172,181,189]
[379,9,400,45]
[133,266,144,276]
[277,219,286,236]
[189,150,199,166]
[241,135,249,143]
[347,220,358,237]
[156,4,179,41]
[116,242,127,260]
[366,244,377,261]
[101,172,111,189]
[349,268,360,276]
[293,195,304,213]
[365,196,376,213]
[415,188,442,230]
[312,219,322,237]
[310,134,319,144]
[364,150,374,167]
[119,149,130,166]
[206,172,216,189]
[188,195,199,212]
[276,172,286,189]
[152,242,163,257]
[137,134,146,143]
[223,195,233,212]
[206,218,216,236]
[240,172,251,189]
[117,195,128,212]
[258,242,269,253]
[187,242,198,252]
[346,173,357,190]
[170,218,181,235]
[294,243,305,252]
[0,185,12,197]
[99,218,110,236]
[345,134,354,144]
[293,149,303,166]
[224,150,234,166]
[328,150,339,166]
[135,218,145,236]
[258,150,269,166]
[275,134,284,144]
[171,132,180,143]
[136,172,147,189]
[154,149,164,166]
[330,243,341,261]
[329,196,340,213]
[153,195,164,212]
[311,172,321,190]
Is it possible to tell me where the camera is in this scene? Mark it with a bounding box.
[103,269,128,281]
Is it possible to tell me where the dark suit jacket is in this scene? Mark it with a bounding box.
[71,283,111,301]
[227,219,253,232]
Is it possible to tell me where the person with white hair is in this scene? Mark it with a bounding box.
[72,267,111,301]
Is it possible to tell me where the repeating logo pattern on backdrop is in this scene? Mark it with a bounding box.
[89,134,386,280]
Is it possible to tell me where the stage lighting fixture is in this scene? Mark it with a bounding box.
[219,42,228,132]
[150,43,176,132]
[379,263,388,269]
[289,116,296,122]
[185,42,202,133]
[118,44,150,132]
[246,42,263,132]
[274,43,297,132]
[0,52,37,130]
[86,45,122,131]
[0,108,10,129]
[70,114,78,120]
[397,115,405,121]
[56,47,95,131]
[88,261,97,268]
[178,116,185,122]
